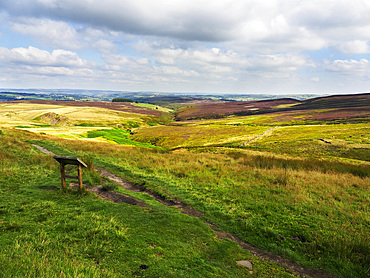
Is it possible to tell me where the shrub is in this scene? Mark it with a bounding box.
[112,98,133,103]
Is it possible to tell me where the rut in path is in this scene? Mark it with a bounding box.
[32,144,336,278]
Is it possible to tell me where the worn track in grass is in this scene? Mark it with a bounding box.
[33,143,336,278]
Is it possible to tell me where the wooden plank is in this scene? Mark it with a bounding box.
[53,155,87,168]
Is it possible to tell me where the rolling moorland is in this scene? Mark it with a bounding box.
[0,92,369,277]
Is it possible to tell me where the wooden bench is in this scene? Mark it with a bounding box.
[53,155,87,190]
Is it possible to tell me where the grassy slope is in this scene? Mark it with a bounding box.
[0,103,150,127]
[292,93,370,110]
[132,122,270,149]
[0,129,298,277]
[133,116,370,161]
[32,133,369,278]
[174,93,370,122]
[0,102,170,146]
[245,123,370,162]
[1,96,369,277]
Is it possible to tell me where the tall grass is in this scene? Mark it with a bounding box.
[227,151,370,178]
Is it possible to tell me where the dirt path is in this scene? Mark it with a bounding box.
[32,144,55,155]
[96,167,205,218]
[32,143,336,278]
[241,126,279,146]
[95,167,335,278]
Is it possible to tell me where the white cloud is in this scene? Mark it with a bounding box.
[0,46,96,85]
[324,59,370,74]
[1,0,370,55]
[92,40,118,54]
[248,53,311,70]
[155,66,199,77]
[0,0,242,41]
[336,40,370,54]
[135,41,312,76]
[25,66,93,76]
[9,18,81,49]
[99,51,200,82]
[0,46,92,67]
[102,53,150,68]
[311,77,320,82]
[1,0,370,93]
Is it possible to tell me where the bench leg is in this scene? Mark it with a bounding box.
[78,165,83,190]
[60,163,66,189]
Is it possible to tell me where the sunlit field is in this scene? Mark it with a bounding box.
[2,130,287,278]
[132,122,270,148]
[0,103,148,127]
[30,134,370,278]
[0,98,369,277]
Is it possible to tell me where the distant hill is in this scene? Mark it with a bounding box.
[292,93,370,110]
[174,93,370,121]
[1,89,318,103]
[175,98,300,120]
[5,100,164,117]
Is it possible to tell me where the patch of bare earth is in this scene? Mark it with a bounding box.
[86,185,148,207]
[95,167,204,217]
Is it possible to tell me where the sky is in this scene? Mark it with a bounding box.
[0,0,370,95]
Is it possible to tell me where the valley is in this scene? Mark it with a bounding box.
[0,92,369,277]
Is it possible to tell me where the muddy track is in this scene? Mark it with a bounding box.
[96,167,205,218]
[32,144,336,278]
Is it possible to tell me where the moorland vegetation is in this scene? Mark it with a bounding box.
[0,92,369,277]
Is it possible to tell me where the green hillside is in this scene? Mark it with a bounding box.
[0,97,369,277]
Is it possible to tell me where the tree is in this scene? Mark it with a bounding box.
[112,98,134,103]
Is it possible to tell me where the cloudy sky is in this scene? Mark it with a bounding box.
[1,0,370,94]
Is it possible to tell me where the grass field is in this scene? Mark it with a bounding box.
[0,103,147,127]
[132,102,174,113]
[0,96,369,277]
[0,129,297,277]
[28,133,369,278]
[243,123,370,163]
[132,122,270,148]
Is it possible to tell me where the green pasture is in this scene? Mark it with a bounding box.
[0,129,297,277]
[81,127,159,148]
[245,123,370,162]
[133,118,369,163]
[132,102,173,113]
[31,132,370,278]
[132,122,269,149]
[1,99,369,278]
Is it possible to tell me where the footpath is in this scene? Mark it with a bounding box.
[32,143,336,278]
